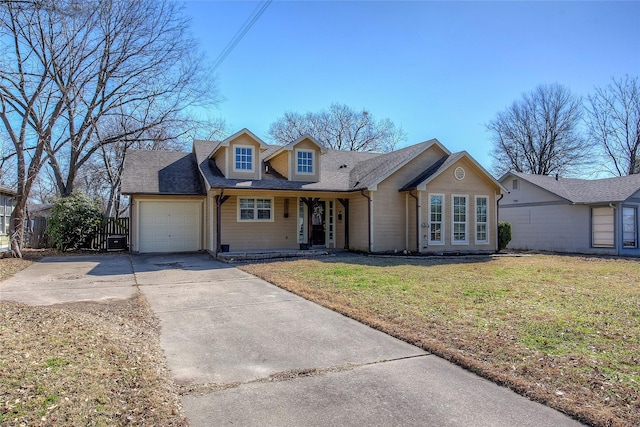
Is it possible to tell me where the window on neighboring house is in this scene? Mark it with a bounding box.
[429,194,444,244]
[238,198,272,221]
[623,206,637,248]
[476,196,488,244]
[0,197,13,235]
[452,195,468,244]
[512,179,518,190]
[234,146,253,171]
[296,149,314,174]
[592,206,614,247]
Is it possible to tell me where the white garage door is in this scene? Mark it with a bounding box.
[138,200,202,253]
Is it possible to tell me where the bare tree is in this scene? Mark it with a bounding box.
[586,75,640,176]
[0,0,219,255]
[488,83,591,176]
[269,103,406,152]
[78,115,228,218]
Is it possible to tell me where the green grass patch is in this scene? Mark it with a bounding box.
[240,254,640,426]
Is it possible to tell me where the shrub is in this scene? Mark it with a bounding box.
[498,221,512,251]
[46,191,103,251]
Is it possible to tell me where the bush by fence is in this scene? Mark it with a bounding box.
[26,216,129,251]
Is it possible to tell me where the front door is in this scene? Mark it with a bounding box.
[311,201,326,246]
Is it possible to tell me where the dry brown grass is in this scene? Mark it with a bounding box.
[0,251,186,426]
[239,254,640,427]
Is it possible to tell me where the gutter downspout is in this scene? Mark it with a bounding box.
[496,193,504,253]
[360,189,372,252]
[408,190,420,253]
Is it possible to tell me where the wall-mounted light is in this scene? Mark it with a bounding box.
[338,210,343,222]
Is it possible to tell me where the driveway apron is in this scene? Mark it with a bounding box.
[131,253,582,427]
[0,255,136,305]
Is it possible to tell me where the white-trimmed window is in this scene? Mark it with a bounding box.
[475,196,488,244]
[429,194,444,244]
[234,145,254,172]
[298,199,307,243]
[328,200,334,243]
[452,195,468,244]
[592,207,614,247]
[238,197,272,221]
[622,206,637,248]
[296,149,314,174]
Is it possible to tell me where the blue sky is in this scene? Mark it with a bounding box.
[183,1,640,172]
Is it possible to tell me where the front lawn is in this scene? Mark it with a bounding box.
[239,254,640,427]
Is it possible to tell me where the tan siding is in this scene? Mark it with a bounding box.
[290,138,321,182]
[269,151,289,179]
[213,148,227,177]
[371,145,447,252]
[420,157,500,253]
[349,195,370,251]
[371,183,407,251]
[219,196,299,251]
[407,193,419,252]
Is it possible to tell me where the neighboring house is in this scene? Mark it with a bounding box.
[0,187,17,252]
[499,171,640,256]
[121,128,505,255]
[25,203,54,249]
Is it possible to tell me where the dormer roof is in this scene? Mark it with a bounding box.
[263,134,327,162]
[205,128,269,159]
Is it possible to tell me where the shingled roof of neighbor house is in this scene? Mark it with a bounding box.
[508,171,640,204]
[120,150,205,195]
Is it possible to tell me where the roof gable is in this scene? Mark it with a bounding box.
[263,134,327,162]
[401,151,505,192]
[350,139,450,190]
[206,128,269,158]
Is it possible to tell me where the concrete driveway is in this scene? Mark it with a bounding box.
[1,253,582,426]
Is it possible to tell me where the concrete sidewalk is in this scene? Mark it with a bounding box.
[1,253,583,426]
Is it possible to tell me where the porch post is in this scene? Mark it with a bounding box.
[337,198,349,249]
[215,191,229,254]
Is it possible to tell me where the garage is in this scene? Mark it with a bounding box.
[137,200,202,253]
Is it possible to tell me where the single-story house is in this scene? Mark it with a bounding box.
[0,187,17,251]
[121,128,505,255]
[499,171,640,256]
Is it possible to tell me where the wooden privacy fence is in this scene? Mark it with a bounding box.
[87,217,129,251]
[25,217,129,251]
[26,217,50,249]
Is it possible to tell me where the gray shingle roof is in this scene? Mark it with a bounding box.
[121,150,205,195]
[349,139,440,189]
[123,138,476,195]
[510,171,640,204]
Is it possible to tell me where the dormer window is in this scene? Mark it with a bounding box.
[234,146,253,172]
[296,149,314,174]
